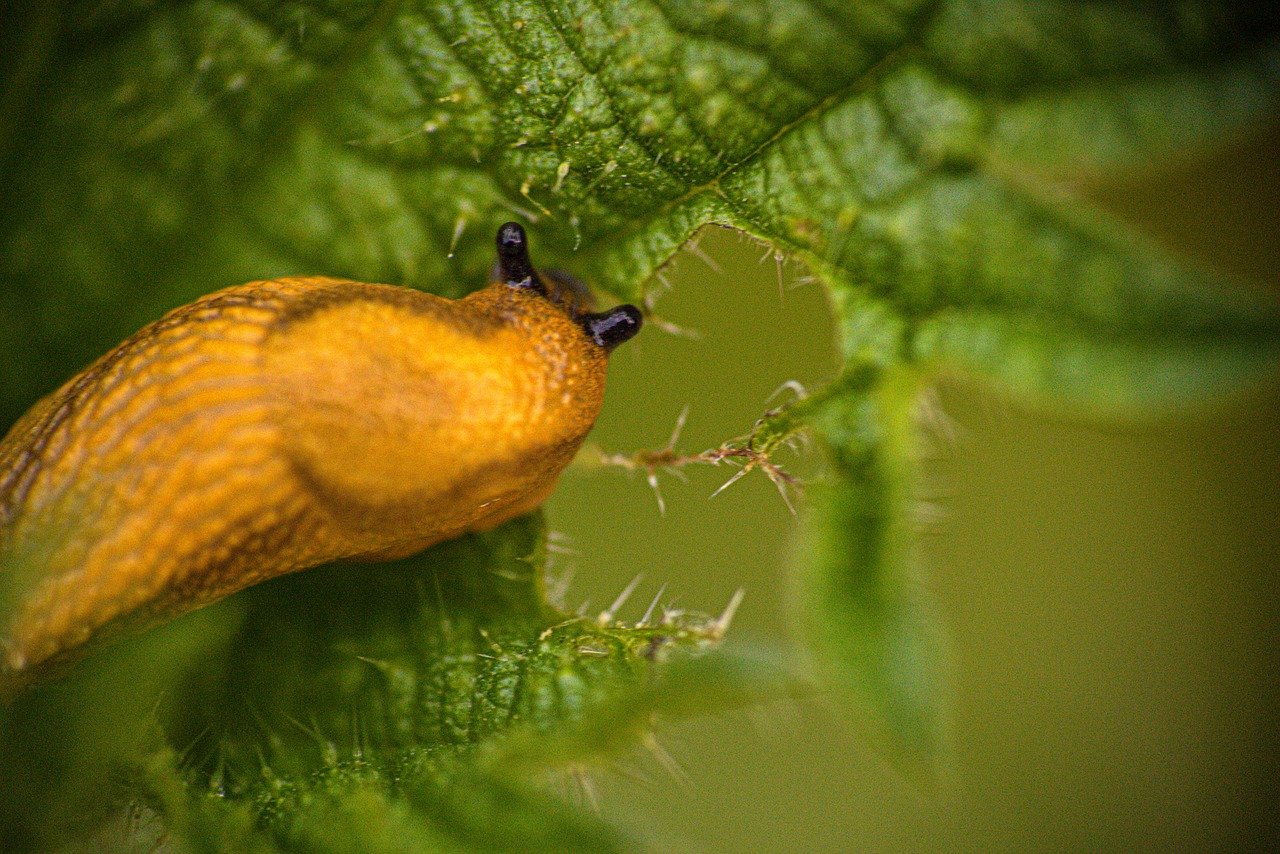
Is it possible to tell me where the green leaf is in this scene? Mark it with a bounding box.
[2,0,1278,802]
[129,741,636,853]
[172,515,733,779]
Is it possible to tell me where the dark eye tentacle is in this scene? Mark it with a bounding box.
[580,305,643,351]
[495,222,545,294]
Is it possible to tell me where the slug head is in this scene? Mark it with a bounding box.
[266,224,642,555]
[495,222,643,352]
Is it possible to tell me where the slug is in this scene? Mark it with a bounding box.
[0,223,641,694]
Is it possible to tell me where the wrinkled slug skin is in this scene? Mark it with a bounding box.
[0,251,637,693]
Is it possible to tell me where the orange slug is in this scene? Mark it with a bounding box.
[0,223,641,693]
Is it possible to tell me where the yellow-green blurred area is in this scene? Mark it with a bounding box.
[548,125,1280,850]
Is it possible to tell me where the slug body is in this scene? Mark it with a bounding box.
[0,224,641,692]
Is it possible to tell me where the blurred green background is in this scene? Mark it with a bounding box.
[548,124,1280,850]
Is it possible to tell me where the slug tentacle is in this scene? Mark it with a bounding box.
[0,224,642,694]
[496,221,541,291]
[581,305,644,351]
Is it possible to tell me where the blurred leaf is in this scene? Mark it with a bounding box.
[1,0,1278,805]
[929,1,1280,175]
[779,365,941,753]
[0,597,245,849]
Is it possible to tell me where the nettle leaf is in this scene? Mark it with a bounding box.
[2,0,1278,829]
